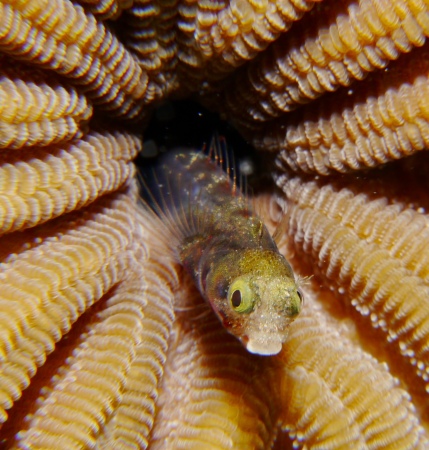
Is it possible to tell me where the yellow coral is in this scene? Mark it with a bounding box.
[0,189,138,423]
[0,0,149,119]
[0,55,92,149]
[16,256,176,449]
[119,0,180,102]
[222,0,429,126]
[0,131,140,234]
[277,173,429,391]
[280,297,428,449]
[95,210,178,449]
[176,0,317,91]
[0,1,429,448]
[253,41,429,174]
[78,0,134,21]
[150,285,280,450]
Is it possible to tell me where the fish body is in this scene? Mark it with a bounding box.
[141,146,302,355]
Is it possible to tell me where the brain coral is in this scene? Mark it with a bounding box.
[0,0,429,449]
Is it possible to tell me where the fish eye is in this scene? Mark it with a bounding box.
[228,279,255,313]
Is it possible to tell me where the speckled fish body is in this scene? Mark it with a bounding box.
[141,148,303,355]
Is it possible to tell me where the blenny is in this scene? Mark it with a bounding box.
[140,142,303,355]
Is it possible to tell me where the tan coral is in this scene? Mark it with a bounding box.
[176,0,318,91]
[0,189,142,424]
[94,210,178,449]
[0,55,92,149]
[258,194,429,448]
[77,0,134,21]
[222,0,429,127]
[252,41,429,174]
[14,209,178,449]
[16,282,150,449]
[0,131,140,234]
[0,0,429,449]
[150,284,281,450]
[118,0,180,102]
[279,293,428,449]
[276,173,429,394]
[0,0,149,119]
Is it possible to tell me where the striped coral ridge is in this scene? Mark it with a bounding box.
[279,298,428,449]
[222,0,429,127]
[95,285,174,449]
[254,40,429,175]
[118,0,179,103]
[276,175,429,390]
[77,0,134,21]
[15,281,150,449]
[0,0,149,119]
[95,210,178,449]
[0,190,137,424]
[176,0,318,91]
[121,0,178,72]
[0,130,140,235]
[16,245,176,450]
[0,56,92,149]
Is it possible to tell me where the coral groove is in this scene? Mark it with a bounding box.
[277,174,429,392]
[222,0,429,127]
[0,0,149,119]
[0,131,140,234]
[0,0,429,448]
[0,55,92,149]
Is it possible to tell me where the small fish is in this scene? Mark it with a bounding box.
[139,140,303,355]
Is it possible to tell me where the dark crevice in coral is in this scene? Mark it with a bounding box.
[137,99,278,193]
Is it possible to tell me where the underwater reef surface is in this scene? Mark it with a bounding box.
[0,0,429,448]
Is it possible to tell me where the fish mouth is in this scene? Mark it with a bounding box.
[245,335,283,356]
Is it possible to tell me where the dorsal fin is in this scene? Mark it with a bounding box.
[207,133,250,203]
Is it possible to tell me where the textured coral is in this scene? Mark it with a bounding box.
[175,0,319,91]
[77,0,134,21]
[1,0,429,449]
[0,190,139,424]
[0,55,92,149]
[118,0,180,102]
[279,294,426,449]
[150,283,281,449]
[0,0,149,119]
[0,131,140,233]
[253,40,429,174]
[12,206,177,449]
[276,172,429,388]
[259,193,429,448]
[221,0,429,126]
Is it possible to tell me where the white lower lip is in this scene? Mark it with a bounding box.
[246,338,282,356]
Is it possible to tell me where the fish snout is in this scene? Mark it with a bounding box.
[244,315,289,355]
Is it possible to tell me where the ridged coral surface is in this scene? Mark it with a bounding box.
[222,0,429,125]
[253,41,429,174]
[1,1,429,449]
[0,55,92,149]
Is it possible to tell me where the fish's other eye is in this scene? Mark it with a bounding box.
[228,279,255,313]
[297,289,304,304]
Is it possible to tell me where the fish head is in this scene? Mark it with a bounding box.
[205,249,303,356]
